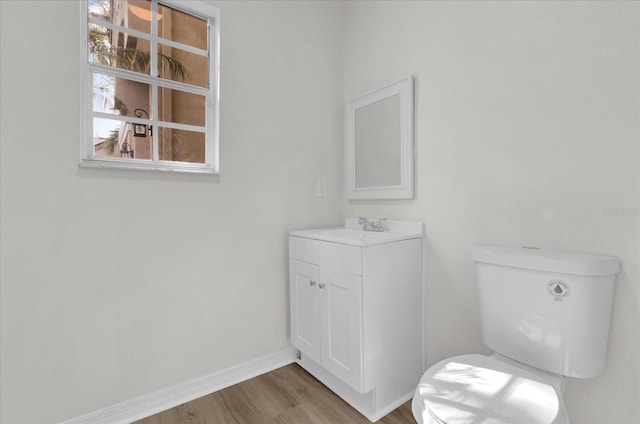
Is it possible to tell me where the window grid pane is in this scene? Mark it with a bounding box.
[158,3,208,50]
[158,127,206,164]
[92,72,152,118]
[85,0,213,170]
[92,117,153,161]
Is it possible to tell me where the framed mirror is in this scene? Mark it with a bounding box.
[346,75,415,200]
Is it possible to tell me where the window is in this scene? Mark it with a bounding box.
[80,0,219,174]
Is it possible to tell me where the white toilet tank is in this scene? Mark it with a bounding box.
[472,245,619,379]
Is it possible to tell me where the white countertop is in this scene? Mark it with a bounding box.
[290,219,423,247]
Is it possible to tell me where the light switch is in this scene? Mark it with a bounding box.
[316,179,328,197]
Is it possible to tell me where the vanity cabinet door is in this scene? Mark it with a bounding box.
[290,259,321,364]
[321,270,363,393]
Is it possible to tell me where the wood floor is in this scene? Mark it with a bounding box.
[134,363,416,424]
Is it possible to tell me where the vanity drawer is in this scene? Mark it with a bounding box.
[289,236,362,276]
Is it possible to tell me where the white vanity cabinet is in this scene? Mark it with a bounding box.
[290,239,364,391]
[289,219,423,422]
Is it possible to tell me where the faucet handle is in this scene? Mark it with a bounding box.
[375,218,387,231]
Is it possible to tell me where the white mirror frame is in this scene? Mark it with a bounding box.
[346,75,415,200]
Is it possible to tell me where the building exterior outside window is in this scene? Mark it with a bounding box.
[81,0,220,174]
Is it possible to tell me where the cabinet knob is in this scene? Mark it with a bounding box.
[319,283,325,289]
[309,280,316,287]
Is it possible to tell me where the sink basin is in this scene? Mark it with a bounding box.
[290,225,422,247]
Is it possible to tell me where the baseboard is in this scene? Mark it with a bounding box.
[59,347,297,424]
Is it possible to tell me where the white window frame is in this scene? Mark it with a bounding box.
[79,0,220,175]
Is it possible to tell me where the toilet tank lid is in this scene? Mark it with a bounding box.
[472,245,620,276]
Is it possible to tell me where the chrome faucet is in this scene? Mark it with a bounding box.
[358,217,386,232]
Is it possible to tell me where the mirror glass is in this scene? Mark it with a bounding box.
[355,94,401,188]
[347,76,414,199]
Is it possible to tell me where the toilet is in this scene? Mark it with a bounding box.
[412,245,620,424]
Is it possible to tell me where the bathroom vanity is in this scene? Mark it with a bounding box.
[289,218,423,422]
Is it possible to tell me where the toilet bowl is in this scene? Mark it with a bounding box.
[412,353,569,424]
[412,245,619,424]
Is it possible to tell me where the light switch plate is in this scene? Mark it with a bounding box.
[316,179,327,197]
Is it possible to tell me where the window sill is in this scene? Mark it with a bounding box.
[79,157,219,175]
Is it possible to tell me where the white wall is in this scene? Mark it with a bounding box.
[0,1,344,423]
[343,1,639,423]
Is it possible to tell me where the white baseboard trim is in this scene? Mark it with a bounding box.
[59,347,298,424]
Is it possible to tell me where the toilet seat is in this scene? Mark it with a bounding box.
[412,354,568,424]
